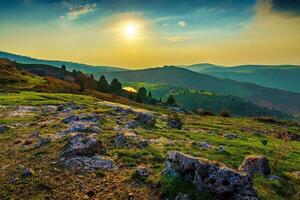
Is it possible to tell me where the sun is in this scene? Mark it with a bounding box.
[123,22,139,39]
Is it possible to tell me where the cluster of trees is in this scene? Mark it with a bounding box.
[61,65,177,106]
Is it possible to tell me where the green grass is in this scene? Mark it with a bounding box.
[0,91,299,200]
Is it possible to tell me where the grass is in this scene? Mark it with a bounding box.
[0,92,299,199]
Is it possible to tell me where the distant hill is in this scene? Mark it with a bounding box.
[124,82,289,118]
[102,66,300,115]
[0,51,128,75]
[183,63,300,93]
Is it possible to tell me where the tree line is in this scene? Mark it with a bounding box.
[61,65,177,106]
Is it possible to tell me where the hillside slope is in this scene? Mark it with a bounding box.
[184,64,300,93]
[102,66,300,115]
[0,51,128,75]
[125,82,288,118]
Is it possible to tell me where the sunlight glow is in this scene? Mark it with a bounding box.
[123,22,139,39]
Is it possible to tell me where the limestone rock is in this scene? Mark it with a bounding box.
[168,119,183,130]
[164,151,258,200]
[114,134,130,148]
[61,134,105,158]
[239,155,270,177]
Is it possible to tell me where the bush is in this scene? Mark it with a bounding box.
[220,109,231,117]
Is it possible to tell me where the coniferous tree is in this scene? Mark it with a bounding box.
[136,87,147,103]
[110,78,122,94]
[166,95,176,106]
[61,65,66,70]
[97,75,110,93]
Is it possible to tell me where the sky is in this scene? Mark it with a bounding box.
[0,0,300,68]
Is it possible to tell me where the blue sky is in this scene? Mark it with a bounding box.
[0,0,299,67]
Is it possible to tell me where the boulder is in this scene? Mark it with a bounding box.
[238,155,270,177]
[125,120,139,129]
[200,142,213,149]
[61,115,80,124]
[114,134,130,148]
[61,134,105,158]
[164,151,258,200]
[59,134,115,172]
[0,124,8,134]
[136,112,156,127]
[60,156,116,172]
[168,119,183,130]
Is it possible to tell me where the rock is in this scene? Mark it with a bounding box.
[56,102,79,112]
[59,134,115,172]
[164,151,258,200]
[168,119,183,130]
[200,141,213,149]
[137,140,149,148]
[175,193,190,200]
[136,166,149,177]
[114,134,130,148]
[61,115,80,124]
[34,137,52,148]
[0,124,8,133]
[125,120,139,129]
[64,123,101,134]
[22,167,34,178]
[267,175,280,180]
[61,134,105,158]
[136,112,156,127]
[239,155,270,177]
[218,145,225,152]
[60,155,116,172]
[224,133,238,139]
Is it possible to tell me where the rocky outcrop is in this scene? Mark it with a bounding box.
[59,134,116,172]
[164,151,259,200]
[238,155,270,177]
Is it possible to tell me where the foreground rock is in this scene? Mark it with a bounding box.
[59,134,116,172]
[168,118,183,130]
[164,151,258,200]
[239,155,270,177]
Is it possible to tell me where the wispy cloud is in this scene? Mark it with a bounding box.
[178,20,187,27]
[60,3,96,21]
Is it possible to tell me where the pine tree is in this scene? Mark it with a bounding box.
[166,95,176,106]
[61,65,66,70]
[136,87,147,103]
[97,75,110,93]
[110,78,122,94]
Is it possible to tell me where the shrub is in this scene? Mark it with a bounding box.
[220,109,231,117]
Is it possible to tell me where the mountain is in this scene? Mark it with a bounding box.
[124,82,288,118]
[184,63,300,93]
[0,51,128,75]
[101,66,300,115]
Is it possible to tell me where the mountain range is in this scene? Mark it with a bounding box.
[183,63,300,93]
[102,66,300,116]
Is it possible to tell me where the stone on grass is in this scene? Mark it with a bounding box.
[64,123,101,134]
[136,166,149,178]
[137,140,149,148]
[164,151,258,200]
[0,124,8,134]
[61,134,105,158]
[218,145,225,152]
[125,120,139,129]
[200,142,213,149]
[22,167,34,178]
[168,119,183,130]
[114,134,130,148]
[136,112,156,127]
[238,155,270,177]
[224,133,238,139]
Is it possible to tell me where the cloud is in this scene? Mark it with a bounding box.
[178,20,186,27]
[256,0,300,17]
[60,3,96,21]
